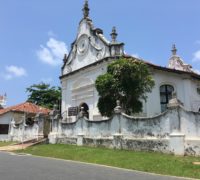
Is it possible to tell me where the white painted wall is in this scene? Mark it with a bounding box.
[10,123,39,142]
[145,70,200,116]
[62,61,200,120]
[0,135,9,141]
[0,112,12,124]
[61,60,110,121]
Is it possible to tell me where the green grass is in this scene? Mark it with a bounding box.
[0,141,17,147]
[17,144,200,179]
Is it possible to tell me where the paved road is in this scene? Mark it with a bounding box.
[0,152,191,180]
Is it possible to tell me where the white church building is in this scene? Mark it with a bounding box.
[60,0,200,122]
[47,1,200,156]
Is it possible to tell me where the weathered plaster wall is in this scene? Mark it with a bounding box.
[49,105,200,156]
[59,111,172,138]
[0,135,9,141]
[9,116,45,142]
[10,123,39,142]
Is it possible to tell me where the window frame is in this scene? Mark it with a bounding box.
[160,84,174,112]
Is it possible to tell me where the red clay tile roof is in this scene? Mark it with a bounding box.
[60,55,200,81]
[123,54,200,80]
[0,102,51,116]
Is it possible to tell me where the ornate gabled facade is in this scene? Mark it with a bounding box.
[168,44,192,72]
[60,1,124,121]
[61,1,124,76]
[60,1,200,122]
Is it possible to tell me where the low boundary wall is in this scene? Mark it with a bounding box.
[49,101,200,156]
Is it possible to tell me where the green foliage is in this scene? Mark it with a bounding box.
[0,141,17,147]
[95,58,155,116]
[26,83,61,109]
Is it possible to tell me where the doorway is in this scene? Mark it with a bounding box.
[79,102,89,119]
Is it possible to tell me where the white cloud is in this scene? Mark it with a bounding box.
[193,50,200,62]
[37,37,68,66]
[6,66,27,77]
[1,65,27,80]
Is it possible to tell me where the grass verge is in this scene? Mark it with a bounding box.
[0,141,17,147]
[17,144,200,179]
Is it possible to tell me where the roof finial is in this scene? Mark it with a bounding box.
[63,53,67,63]
[171,44,177,56]
[82,0,89,19]
[110,26,118,43]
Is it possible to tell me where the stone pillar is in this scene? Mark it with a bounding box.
[77,133,84,146]
[48,132,58,144]
[168,94,185,155]
[169,132,185,155]
[114,100,122,114]
[34,113,43,140]
[9,119,16,141]
[114,100,122,134]
[48,105,61,144]
[168,93,183,131]
[113,133,123,149]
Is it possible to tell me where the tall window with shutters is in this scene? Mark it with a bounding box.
[160,84,174,112]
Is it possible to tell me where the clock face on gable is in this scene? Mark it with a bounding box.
[77,34,89,56]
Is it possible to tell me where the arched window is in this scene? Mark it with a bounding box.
[160,84,174,112]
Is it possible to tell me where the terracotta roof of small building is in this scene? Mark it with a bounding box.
[0,102,51,116]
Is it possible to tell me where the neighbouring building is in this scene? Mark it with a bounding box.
[0,102,50,141]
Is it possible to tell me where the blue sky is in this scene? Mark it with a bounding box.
[1,0,200,106]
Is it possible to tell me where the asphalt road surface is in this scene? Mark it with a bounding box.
[0,152,191,180]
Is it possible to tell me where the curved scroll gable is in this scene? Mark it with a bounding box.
[62,18,123,76]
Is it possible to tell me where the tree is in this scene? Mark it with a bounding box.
[26,83,61,109]
[95,58,155,117]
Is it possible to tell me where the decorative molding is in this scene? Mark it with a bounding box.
[77,34,89,56]
[72,83,94,92]
[72,95,93,101]
[89,36,106,60]
[64,65,72,74]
